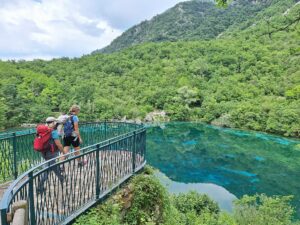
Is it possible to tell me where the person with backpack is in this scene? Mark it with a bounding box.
[34,117,65,194]
[62,105,86,166]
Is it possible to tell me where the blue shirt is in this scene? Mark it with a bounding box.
[51,130,59,140]
[72,115,79,123]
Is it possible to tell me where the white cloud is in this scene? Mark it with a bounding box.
[0,0,186,60]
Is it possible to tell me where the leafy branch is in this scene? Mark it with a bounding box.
[216,0,300,38]
[263,10,300,38]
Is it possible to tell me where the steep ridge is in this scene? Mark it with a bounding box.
[96,0,272,53]
[222,0,300,38]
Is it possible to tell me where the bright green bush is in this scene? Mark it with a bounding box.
[123,174,170,225]
[74,201,122,225]
[234,194,296,225]
[171,191,219,216]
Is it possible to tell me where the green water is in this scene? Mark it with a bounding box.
[146,122,300,215]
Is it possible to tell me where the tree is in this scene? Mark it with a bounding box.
[0,99,7,129]
[217,0,300,38]
[216,0,230,7]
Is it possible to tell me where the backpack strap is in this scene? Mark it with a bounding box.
[49,129,59,153]
[46,128,54,153]
[69,115,75,132]
[70,115,74,126]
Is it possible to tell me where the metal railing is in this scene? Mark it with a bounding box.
[0,121,141,182]
[0,122,146,225]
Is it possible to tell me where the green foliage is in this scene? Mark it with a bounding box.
[142,164,155,175]
[0,99,7,129]
[171,191,219,216]
[0,0,299,138]
[0,62,63,127]
[124,174,170,224]
[168,191,221,225]
[74,170,300,225]
[286,85,300,99]
[215,0,230,7]
[98,0,271,53]
[74,169,170,225]
[74,201,122,225]
[234,194,296,225]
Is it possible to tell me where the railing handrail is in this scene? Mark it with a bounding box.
[0,124,144,207]
[0,121,143,181]
[0,121,142,140]
[0,122,146,225]
[0,127,145,209]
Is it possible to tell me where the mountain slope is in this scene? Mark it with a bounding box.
[97,0,272,53]
[222,0,300,38]
[0,0,299,137]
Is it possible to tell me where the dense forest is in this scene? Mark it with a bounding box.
[0,0,299,137]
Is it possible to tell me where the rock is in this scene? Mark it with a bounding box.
[135,119,142,124]
[144,111,169,122]
[21,123,36,128]
[211,114,232,127]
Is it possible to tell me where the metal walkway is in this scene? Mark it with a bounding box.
[0,122,146,225]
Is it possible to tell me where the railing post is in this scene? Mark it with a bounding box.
[12,132,18,179]
[28,171,36,225]
[144,130,147,157]
[104,120,107,140]
[1,208,8,225]
[95,144,100,199]
[132,131,136,173]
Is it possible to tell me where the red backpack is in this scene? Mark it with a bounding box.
[33,125,55,152]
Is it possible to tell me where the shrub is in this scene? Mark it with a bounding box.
[74,201,122,225]
[123,174,170,225]
[171,191,219,216]
[234,194,296,225]
[74,170,300,225]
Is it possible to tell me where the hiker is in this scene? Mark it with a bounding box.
[35,117,64,194]
[62,105,86,166]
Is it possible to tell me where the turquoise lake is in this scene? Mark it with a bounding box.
[146,122,300,216]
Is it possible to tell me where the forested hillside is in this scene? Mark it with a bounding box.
[0,0,299,137]
[98,0,277,53]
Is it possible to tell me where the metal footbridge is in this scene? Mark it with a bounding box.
[0,122,146,225]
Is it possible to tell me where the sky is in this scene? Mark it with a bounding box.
[0,0,187,60]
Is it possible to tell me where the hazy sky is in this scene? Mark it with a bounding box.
[0,0,187,60]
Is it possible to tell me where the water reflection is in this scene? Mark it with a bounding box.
[147,122,300,216]
[155,170,237,211]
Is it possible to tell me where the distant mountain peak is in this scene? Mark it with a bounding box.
[93,0,273,54]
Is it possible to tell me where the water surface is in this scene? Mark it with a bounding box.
[146,122,300,215]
